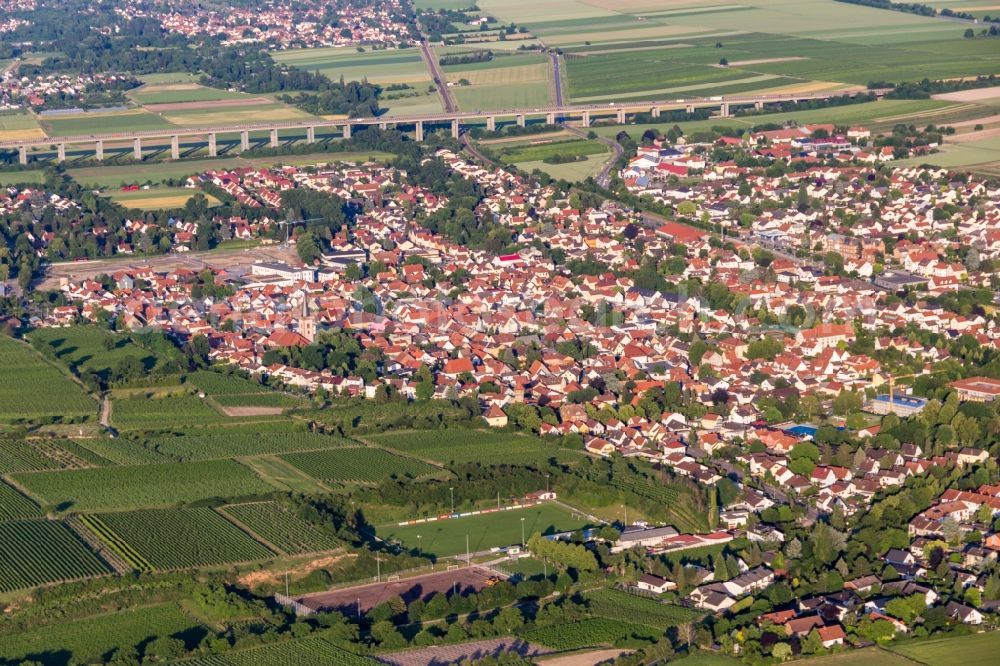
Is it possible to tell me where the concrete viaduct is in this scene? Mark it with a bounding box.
[4,89,886,164]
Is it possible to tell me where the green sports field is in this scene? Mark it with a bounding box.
[379,502,593,557]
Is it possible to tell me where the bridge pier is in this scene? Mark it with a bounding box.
[18,145,26,165]
[379,121,388,130]
[170,135,180,160]
[686,104,695,115]
[516,114,525,128]
[57,143,66,162]
[755,101,764,111]
[415,121,424,142]
[95,140,104,161]
[270,128,279,147]
[546,113,555,125]
[451,119,459,139]
[240,131,250,151]
[343,124,352,140]
[581,111,590,127]
[133,138,142,161]
[486,117,495,132]
[208,133,217,157]
[617,108,625,123]
[307,126,315,143]
[720,103,730,118]
[651,107,661,118]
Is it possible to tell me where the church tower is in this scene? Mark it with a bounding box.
[300,296,316,342]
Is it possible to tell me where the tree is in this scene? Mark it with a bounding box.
[833,389,862,415]
[772,642,792,661]
[719,57,729,66]
[965,27,975,38]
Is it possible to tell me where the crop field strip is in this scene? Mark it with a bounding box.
[0,438,61,474]
[279,446,441,483]
[518,616,660,650]
[91,507,275,570]
[220,501,340,555]
[0,603,203,665]
[78,514,155,573]
[584,588,703,629]
[11,459,276,511]
[0,481,42,522]
[175,637,380,665]
[0,519,112,592]
[0,335,96,423]
[111,392,281,430]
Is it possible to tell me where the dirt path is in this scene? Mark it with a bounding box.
[933,87,1000,102]
[99,395,111,427]
[537,649,629,666]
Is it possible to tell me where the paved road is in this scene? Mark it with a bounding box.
[549,52,564,109]
[421,40,457,114]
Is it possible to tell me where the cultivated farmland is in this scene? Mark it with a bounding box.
[137,430,348,461]
[280,446,441,483]
[518,616,660,650]
[0,481,42,521]
[0,335,96,423]
[111,393,236,430]
[0,603,204,665]
[0,439,60,474]
[91,507,274,569]
[0,519,111,592]
[39,109,177,137]
[106,187,222,211]
[221,501,340,554]
[12,459,275,511]
[584,588,702,629]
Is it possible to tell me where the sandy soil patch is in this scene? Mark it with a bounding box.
[145,97,275,112]
[219,405,285,417]
[538,649,630,666]
[950,113,1000,128]
[381,639,551,666]
[238,553,352,588]
[934,87,1000,102]
[754,80,861,94]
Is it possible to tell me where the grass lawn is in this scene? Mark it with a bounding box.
[897,136,1000,169]
[379,503,593,557]
[105,186,222,211]
[888,631,1000,666]
[161,103,313,127]
[517,154,608,182]
[0,170,44,185]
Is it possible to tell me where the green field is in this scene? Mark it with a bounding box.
[889,632,1000,666]
[0,519,111,592]
[380,503,592,557]
[40,110,177,137]
[0,603,203,664]
[498,138,608,163]
[221,501,340,554]
[280,447,440,483]
[0,335,96,424]
[185,370,308,410]
[12,459,275,511]
[89,507,273,570]
[0,111,45,139]
[367,429,580,466]
[67,151,394,187]
[0,169,45,185]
